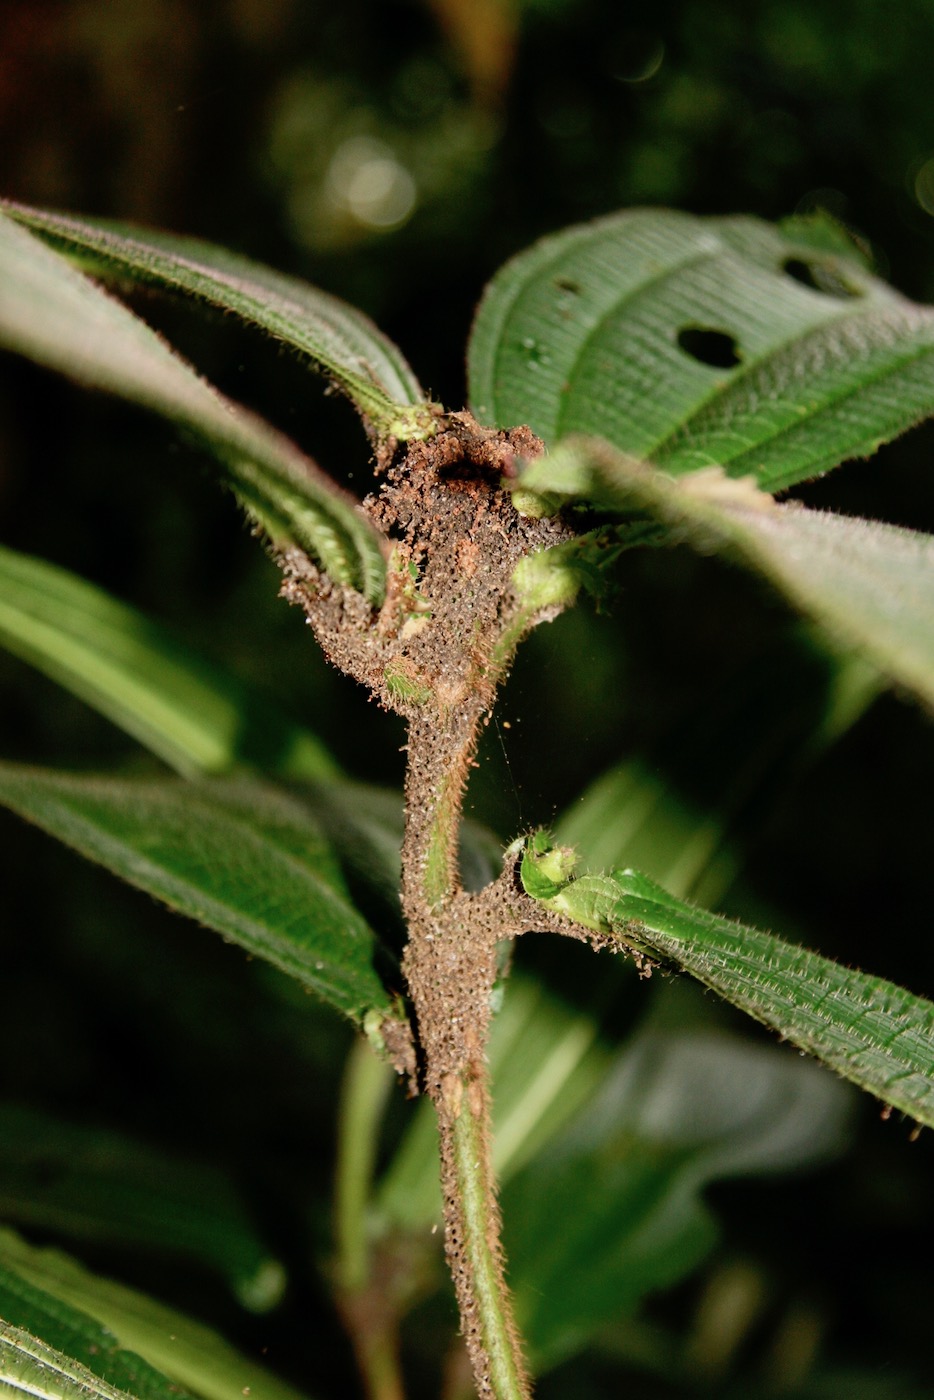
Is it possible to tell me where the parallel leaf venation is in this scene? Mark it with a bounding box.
[469,209,934,492]
[1,199,433,437]
[0,212,387,601]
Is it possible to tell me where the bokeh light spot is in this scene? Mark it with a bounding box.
[326,136,417,230]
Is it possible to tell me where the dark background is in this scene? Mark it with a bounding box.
[1,2,933,1396]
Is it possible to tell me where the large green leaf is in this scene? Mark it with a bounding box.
[0,544,337,780]
[520,847,934,1127]
[0,1228,311,1400]
[0,1106,283,1312]
[503,1028,849,1372]
[469,210,934,490]
[0,212,386,601]
[2,199,435,441]
[0,767,396,1026]
[516,442,934,713]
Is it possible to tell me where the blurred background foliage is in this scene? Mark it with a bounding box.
[1,1,934,1396]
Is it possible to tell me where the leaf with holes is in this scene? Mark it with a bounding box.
[0,212,387,601]
[469,209,934,491]
[2,199,435,441]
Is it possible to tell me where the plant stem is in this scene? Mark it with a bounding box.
[402,708,532,1399]
[448,1082,529,1399]
[335,1036,394,1293]
[334,1036,406,1400]
[294,424,574,1398]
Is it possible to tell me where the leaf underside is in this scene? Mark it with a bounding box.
[0,1105,283,1312]
[469,209,934,492]
[0,211,386,601]
[504,1026,849,1371]
[517,442,934,714]
[1,199,434,440]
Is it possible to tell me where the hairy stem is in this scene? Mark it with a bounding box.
[402,709,531,1399]
[294,425,574,1398]
[448,1083,528,1399]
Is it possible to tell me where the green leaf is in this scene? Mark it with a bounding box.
[0,537,494,950]
[0,1320,184,1400]
[522,852,934,1128]
[503,1028,849,1372]
[0,212,386,601]
[0,1228,313,1400]
[2,199,436,441]
[0,1106,283,1312]
[517,442,934,713]
[469,209,934,491]
[0,544,338,780]
[0,766,396,1026]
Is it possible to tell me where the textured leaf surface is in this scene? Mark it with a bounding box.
[518,442,934,712]
[0,767,395,1024]
[0,1107,283,1312]
[504,1029,848,1371]
[0,1229,311,1400]
[0,212,386,600]
[0,1320,181,1400]
[469,210,934,490]
[0,544,337,779]
[522,853,934,1127]
[0,541,493,953]
[2,199,434,439]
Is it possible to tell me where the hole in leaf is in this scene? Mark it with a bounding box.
[676,326,741,369]
[782,257,863,299]
[553,276,581,294]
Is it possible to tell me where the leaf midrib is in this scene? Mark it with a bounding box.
[653,305,934,482]
[556,251,925,466]
[3,203,423,410]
